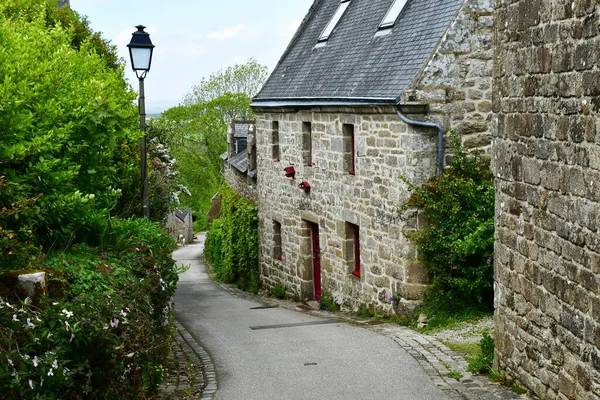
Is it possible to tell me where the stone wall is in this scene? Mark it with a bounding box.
[253,105,436,314]
[493,1,600,399]
[224,166,258,203]
[402,0,494,152]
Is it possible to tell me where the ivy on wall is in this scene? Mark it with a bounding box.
[205,184,259,292]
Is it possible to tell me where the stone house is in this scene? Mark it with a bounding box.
[242,0,493,314]
[493,1,600,398]
[165,209,194,244]
[222,120,259,202]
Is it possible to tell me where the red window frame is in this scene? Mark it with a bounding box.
[351,225,360,277]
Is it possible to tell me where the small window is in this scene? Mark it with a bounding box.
[236,138,247,154]
[379,0,408,29]
[302,121,313,166]
[345,223,360,278]
[272,121,280,161]
[343,124,355,175]
[319,0,351,42]
[273,220,282,261]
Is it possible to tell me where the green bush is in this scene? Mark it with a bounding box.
[0,2,139,247]
[400,132,495,313]
[1,218,178,399]
[204,184,259,292]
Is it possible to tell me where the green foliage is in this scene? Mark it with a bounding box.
[153,59,269,223]
[468,331,495,374]
[400,132,495,313]
[0,3,139,246]
[1,218,178,399]
[448,370,463,381]
[204,184,259,292]
[272,283,286,300]
[1,0,120,70]
[319,292,339,312]
[186,58,268,108]
[489,370,527,394]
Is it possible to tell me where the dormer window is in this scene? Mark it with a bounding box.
[379,0,408,29]
[318,0,351,42]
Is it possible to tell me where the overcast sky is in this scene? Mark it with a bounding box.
[70,1,313,113]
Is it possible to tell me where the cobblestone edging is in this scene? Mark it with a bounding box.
[155,320,218,399]
[367,324,532,400]
[218,283,533,400]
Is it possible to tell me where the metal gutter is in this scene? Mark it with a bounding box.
[394,102,444,176]
[251,97,397,108]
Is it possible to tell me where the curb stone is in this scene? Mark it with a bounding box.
[215,283,535,400]
[155,320,218,399]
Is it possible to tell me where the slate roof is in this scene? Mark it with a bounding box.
[175,209,189,222]
[228,148,248,173]
[253,0,462,105]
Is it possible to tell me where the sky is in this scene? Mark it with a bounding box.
[70,0,313,113]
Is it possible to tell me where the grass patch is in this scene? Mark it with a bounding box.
[489,370,527,394]
[448,370,463,381]
[442,342,480,363]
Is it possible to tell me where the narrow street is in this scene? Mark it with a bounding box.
[172,235,449,400]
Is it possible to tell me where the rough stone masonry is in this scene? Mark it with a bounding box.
[493,1,600,399]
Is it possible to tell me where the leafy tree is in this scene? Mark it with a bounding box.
[0,2,139,247]
[185,58,268,107]
[157,60,268,229]
[1,0,120,70]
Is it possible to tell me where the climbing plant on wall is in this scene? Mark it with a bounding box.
[399,132,495,313]
[205,184,259,293]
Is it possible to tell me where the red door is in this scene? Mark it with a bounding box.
[311,223,321,301]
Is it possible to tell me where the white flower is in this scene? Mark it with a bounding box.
[70,334,75,343]
[12,314,18,322]
[120,310,128,318]
[22,354,30,360]
[52,359,58,369]
[65,321,70,332]
[61,309,73,318]
[110,318,119,328]
[40,377,43,387]
[26,318,35,328]
[33,356,39,367]
[52,302,59,306]
[47,369,53,376]
[29,379,34,390]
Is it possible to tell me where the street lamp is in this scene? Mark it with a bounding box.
[127,25,155,218]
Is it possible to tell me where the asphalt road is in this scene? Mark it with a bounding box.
[173,234,449,400]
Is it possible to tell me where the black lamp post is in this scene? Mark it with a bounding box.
[127,25,155,218]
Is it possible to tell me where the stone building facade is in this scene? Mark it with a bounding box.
[493,1,600,398]
[243,0,494,315]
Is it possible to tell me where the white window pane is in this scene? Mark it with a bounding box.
[380,0,408,28]
[130,47,151,70]
[319,1,351,41]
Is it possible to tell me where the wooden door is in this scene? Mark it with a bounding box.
[311,223,321,301]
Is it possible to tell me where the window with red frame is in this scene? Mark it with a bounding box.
[343,123,355,175]
[273,220,282,261]
[345,222,360,277]
[302,121,313,166]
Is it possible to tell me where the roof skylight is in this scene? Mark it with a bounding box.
[379,0,408,29]
[318,0,351,42]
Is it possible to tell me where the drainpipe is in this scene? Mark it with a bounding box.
[394,104,445,176]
